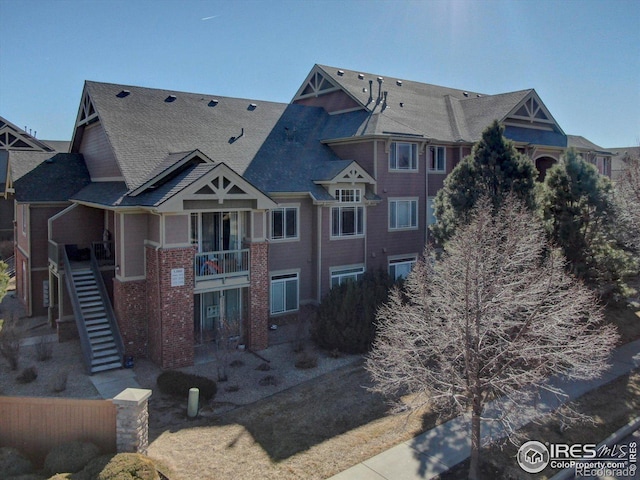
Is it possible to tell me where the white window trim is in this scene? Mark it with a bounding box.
[330,265,365,288]
[428,145,447,173]
[270,270,299,315]
[270,205,300,242]
[388,255,417,280]
[388,197,419,231]
[389,142,419,172]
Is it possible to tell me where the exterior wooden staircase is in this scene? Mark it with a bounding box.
[63,247,124,374]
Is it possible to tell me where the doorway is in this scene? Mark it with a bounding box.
[194,289,243,345]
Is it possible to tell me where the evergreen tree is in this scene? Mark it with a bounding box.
[431,120,537,244]
[539,148,636,298]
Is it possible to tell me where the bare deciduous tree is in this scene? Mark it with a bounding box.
[366,197,618,480]
[615,150,640,253]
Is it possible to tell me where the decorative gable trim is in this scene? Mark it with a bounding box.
[0,117,53,152]
[76,90,99,128]
[156,163,276,212]
[293,68,340,100]
[503,91,565,134]
[314,161,376,186]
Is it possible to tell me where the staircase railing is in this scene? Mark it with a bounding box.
[3,255,15,278]
[62,246,94,372]
[90,247,124,361]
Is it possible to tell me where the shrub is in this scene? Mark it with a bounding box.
[0,446,34,476]
[51,370,69,393]
[35,337,53,361]
[43,441,101,476]
[311,269,396,354]
[295,352,318,369]
[0,318,21,370]
[16,366,37,384]
[79,453,159,480]
[258,375,278,386]
[156,370,217,401]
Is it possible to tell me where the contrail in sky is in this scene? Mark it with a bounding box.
[201,15,220,21]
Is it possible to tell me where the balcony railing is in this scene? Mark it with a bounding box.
[195,249,249,281]
[92,241,115,267]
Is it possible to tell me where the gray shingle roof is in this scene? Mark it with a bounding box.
[82,81,290,190]
[14,153,90,202]
[312,65,565,145]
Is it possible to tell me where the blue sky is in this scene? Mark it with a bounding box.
[0,0,638,148]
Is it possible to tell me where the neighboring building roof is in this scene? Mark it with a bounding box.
[14,153,90,202]
[567,135,610,154]
[609,146,640,180]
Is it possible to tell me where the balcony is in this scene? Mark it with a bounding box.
[195,249,250,288]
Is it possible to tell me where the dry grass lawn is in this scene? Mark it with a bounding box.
[147,361,437,480]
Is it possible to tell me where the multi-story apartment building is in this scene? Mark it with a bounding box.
[12,64,614,372]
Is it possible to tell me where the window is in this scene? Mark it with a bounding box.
[389,199,418,230]
[389,257,416,280]
[271,207,298,240]
[390,142,418,171]
[270,272,299,314]
[335,188,361,203]
[331,188,364,237]
[429,146,446,172]
[22,205,27,235]
[332,206,364,237]
[331,266,364,288]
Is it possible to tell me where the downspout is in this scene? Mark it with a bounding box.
[317,205,322,303]
[155,245,162,363]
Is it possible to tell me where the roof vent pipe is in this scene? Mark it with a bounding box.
[382,91,388,110]
[368,80,373,104]
[377,77,383,103]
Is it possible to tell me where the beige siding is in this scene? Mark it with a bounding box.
[16,203,29,254]
[50,205,104,250]
[122,213,148,278]
[147,214,160,244]
[79,123,122,180]
[164,214,188,245]
[294,90,360,113]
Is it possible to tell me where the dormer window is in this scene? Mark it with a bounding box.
[390,142,418,171]
[335,188,361,203]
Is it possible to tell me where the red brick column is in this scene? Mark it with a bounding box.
[113,278,148,359]
[146,245,195,369]
[247,242,269,350]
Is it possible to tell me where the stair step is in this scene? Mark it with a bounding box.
[90,337,115,347]
[87,324,111,333]
[86,319,109,328]
[84,310,106,318]
[80,301,104,308]
[94,348,119,358]
[92,354,121,365]
[88,330,113,340]
[91,362,122,374]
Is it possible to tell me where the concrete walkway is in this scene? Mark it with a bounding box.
[89,368,141,399]
[331,339,640,480]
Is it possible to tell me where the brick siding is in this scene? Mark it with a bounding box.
[113,278,148,359]
[248,242,269,350]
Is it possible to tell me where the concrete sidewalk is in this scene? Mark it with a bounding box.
[89,368,141,399]
[330,339,640,480]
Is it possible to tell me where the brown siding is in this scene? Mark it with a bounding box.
[50,205,104,249]
[79,123,122,180]
[268,197,316,303]
[16,203,28,253]
[294,90,360,113]
[329,141,376,178]
[164,214,188,245]
[319,207,366,297]
[30,269,49,317]
[30,205,68,268]
[0,396,116,467]
[0,198,13,241]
